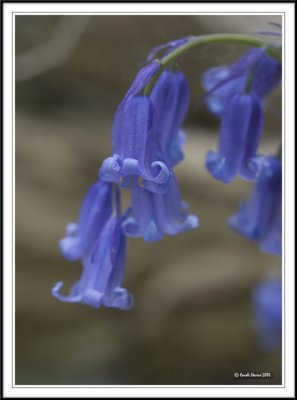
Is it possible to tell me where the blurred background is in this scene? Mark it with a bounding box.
[15,15,282,385]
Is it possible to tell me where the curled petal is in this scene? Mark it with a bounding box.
[52,282,82,303]
[103,287,134,311]
[149,161,171,184]
[99,155,122,182]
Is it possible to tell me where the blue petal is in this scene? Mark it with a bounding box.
[229,156,282,250]
[202,48,265,116]
[59,180,113,261]
[100,96,171,192]
[239,94,264,180]
[150,70,190,166]
[122,173,198,242]
[251,56,282,98]
[205,93,254,183]
[53,214,134,310]
[122,61,160,102]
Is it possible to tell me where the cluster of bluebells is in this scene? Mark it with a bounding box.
[52,39,199,310]
[53,28,282,351]
[201,39,282,350]
[202,46,282,256]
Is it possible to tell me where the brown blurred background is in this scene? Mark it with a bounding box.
[15,15,282,385]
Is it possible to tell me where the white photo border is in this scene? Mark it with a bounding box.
[3,2,295,398]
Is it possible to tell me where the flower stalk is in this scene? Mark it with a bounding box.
[144,33,282,95]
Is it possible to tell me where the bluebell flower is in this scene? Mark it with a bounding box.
[52,183,133,310]
[205,92,264,183]
[53,213,134,310]
[202,48,281,117]
[122,173,198,242]
[59,180,113,261]
[228,156,282,256]
[251,276,282,351]
[100,66,191,193]
[150,69,190,167]
[99,95,171,193]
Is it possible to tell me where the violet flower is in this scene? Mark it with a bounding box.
[150,69,190,167]
[122,173,198,242]
[53,214,133,310]
[59,180,113,261]
[228,156,282,256]
[100,68,191,193]
[205,92,264,183]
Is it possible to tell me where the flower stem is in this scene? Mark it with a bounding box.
[144,33,282,96]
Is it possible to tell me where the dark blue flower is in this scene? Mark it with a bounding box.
[228,156,282,256]
[59,180,113,261]
[205,92,264,183]
[122,173,198,242]
[251,276,282,351]
[150,69,190,167]
[202,48,281,117]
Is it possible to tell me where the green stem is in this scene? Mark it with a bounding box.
[144,33,282,96]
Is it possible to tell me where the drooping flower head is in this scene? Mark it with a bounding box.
[100,66,191,193]
[53,182,134,310]
[228,156,282,256]
[251,275,282,351]
[205,91,264,183]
